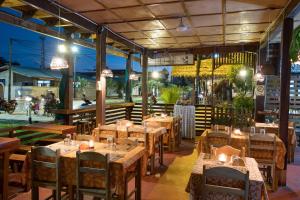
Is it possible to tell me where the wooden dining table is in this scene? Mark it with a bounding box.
[94,124,167,174]
[19,123,76,135]
[0,137,20,200]
[24,141,145,200]
[144,116,176,151]
[197,129,287,170]
[186,153,266,200]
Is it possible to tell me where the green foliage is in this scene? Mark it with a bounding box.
[160,86,182,104]
[232,95,254,111]
[228,65,253,95]
[290,25,300,62]
[77,77,88,95]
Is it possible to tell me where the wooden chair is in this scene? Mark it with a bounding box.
[211,145,245,158]
[287,122,296,163]
[142,115,151,120]
[207,131,230,150]
[76,151,110,200]
[249,134,277,191]
[202,165,249,199]
[31,146,62,200]
[75,134,96,141]
[98,130,117,142]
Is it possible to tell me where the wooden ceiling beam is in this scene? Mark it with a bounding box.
[260,0,300,46]
[149,42,259,55]
[20,0,98,32]
[0,10,95,49]
[105,26,144,53]
[99,8,279,25]
[0,0,5,6]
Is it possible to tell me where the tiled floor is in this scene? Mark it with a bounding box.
[9,140,300,200]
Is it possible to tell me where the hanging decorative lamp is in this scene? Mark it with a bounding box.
[101,68,113,78]
[50,3,69,70]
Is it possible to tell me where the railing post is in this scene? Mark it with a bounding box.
[96,27,107,125]
[141,49,148,117]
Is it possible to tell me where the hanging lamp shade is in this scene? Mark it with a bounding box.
[101,68,113,78]
[129,72,139,80]
[50,56,69,70]
[176,18,189,32]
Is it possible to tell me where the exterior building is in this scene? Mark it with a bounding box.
[0,65,61,99]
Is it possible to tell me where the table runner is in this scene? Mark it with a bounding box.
[186,153,265,200]
[173,105,195,139]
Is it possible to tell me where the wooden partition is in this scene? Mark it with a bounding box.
[132,103,212,134]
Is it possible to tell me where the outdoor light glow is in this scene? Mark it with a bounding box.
[214,53,219,59]
[58,44,67,53]
[25,96,32,102]
[239,69,247,78]
[152,71,160,79]
[50,56,69,70]
[71,46,79,53]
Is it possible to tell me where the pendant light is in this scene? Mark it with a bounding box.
[176,17,189,32]
[254,49,265,82]
[50,2,68,70]
[129,44,139,80]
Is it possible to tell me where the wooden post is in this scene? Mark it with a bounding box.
[64,39,74,125]
[279,17,293,186]
[96,27,107,125]
[195,54,201,104]
[125,53,132,102]
[141,50,148,117]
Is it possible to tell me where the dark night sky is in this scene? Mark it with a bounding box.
[0,21,142,72]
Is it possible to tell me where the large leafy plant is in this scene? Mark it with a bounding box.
[160,86,182,104]
[228,65,253,95]
[290,25,300,62]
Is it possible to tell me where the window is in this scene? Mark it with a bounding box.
[38,80,50,87]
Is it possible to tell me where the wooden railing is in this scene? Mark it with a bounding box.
[51,103,135,125]
[132,103,212,134]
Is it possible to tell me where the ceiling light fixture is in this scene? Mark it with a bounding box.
[176,17,189,32]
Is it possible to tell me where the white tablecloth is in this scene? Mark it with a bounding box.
[174,105,195,139]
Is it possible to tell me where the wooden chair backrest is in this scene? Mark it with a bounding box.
[116,138,138,146]
[249,134,277,161]
[75,134,96,141]
[207,131,230,148]
[212,145,245,158]
[203,165,249,199]
[145,121,161,128]
[31,146,61,185]
[143,115,151,120]
[76,151,110,199]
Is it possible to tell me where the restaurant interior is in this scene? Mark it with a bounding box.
[1,0,300,200]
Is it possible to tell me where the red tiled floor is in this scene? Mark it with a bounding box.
[10,141,300,199]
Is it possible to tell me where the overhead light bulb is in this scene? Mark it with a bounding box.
[239,69,247,78]
[152,71,160,79]
[58,44,67,53]
[71,45,79,53]
[176,18,189,32]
